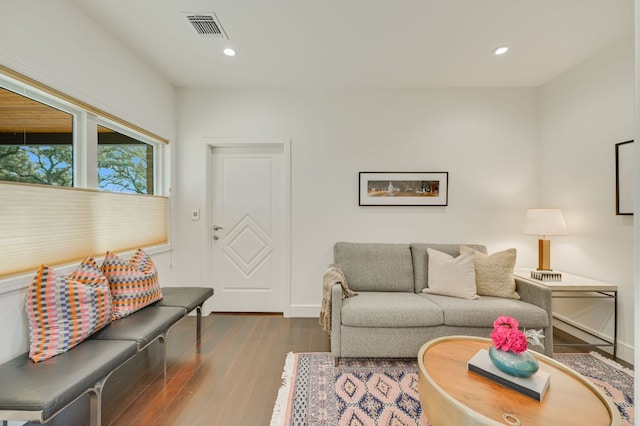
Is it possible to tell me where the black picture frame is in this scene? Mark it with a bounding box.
[358,172,449,206]
[615,140,634,215]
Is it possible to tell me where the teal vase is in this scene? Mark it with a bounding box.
[488,346,539,378]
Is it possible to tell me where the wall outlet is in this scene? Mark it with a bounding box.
[191,208,200,221]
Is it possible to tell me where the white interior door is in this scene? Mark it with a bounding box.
[210,146,285,312]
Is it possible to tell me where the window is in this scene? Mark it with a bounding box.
[0,68,167,194]
[0,87,74,186]
[0,66,170,279]
[98,125,154,194]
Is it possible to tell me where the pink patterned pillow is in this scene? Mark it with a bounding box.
[25,257,113,363]
[101,249,163,320]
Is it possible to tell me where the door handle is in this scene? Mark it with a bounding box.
[213,225,223,240]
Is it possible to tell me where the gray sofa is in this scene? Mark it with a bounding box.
[329,242,553,363]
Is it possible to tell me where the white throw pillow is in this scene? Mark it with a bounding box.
[423,248,478,299]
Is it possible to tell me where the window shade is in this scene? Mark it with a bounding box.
[0,182,168,277]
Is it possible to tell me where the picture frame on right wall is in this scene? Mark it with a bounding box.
[615,140,634,215]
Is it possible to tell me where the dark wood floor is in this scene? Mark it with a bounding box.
[33,313,630,425]
[103,313,331,426]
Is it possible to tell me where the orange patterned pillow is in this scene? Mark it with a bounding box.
[101,249,163,320]
[25,257,113,362]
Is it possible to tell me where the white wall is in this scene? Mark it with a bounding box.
[176,87,541,314]
[538,34,635,362]
[176,36,636,364]
[0,0,176,140]
[635,0,640,409]
[0,1,176,363]
[0,1,634,367]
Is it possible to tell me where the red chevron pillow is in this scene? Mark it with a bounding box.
[101,249,163,320]
[26,257,113,362]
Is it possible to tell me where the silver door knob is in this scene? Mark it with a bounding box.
[213,235,220,240]
[213,225,223,231]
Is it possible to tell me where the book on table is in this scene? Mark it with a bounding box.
[467,348,550,401]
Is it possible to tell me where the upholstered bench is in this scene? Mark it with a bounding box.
[90,306,186,377]
[0,340,137,425]
[153,286,214,340]
[0,286,213,426]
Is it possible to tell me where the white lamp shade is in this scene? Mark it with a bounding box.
[523,209,568,237]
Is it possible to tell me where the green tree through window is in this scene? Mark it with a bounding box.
[0,145,72,186]
[98,125,154,195]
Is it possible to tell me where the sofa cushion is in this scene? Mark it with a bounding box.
[410,243,487,293]
[25,257,113,363]
[419,293,549,328]
[423,248,478,299]
[341,292,443,327]
[334,242,414,292]
[101,249,164,320]
[460,246,520,299]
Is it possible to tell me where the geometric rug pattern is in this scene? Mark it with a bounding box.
[271,352,634,426]
[336,360,427,426]
[555,352,634,426]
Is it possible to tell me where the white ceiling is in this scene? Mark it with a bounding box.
[70,0,634,89]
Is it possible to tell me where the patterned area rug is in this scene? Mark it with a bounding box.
[270,352,634,426]
[555,352,634,426]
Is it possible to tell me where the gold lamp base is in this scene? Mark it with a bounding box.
[537,239,551,271]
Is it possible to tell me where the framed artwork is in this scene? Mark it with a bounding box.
[359,172,448,206]
[615,140,634,215]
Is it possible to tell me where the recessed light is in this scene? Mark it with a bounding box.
[493,46,509,56]
[223,48,236,57]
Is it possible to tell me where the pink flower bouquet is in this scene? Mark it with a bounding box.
[490,315,544,354]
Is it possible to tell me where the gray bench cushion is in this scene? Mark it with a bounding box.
[341,292,443,327]
[410,243,487,293]
[334,242,414,292]
[90,306,185,347]
[153,286,214,312]
[420,293,549,328]
[0,340,137,422]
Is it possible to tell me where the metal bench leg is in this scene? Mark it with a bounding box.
[159,334,167,379]
[89,379,106,426]
[196,305,203,341]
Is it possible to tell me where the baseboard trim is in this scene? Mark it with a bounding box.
[288,304,320,318]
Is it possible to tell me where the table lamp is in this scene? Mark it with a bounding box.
[523,208,568,272]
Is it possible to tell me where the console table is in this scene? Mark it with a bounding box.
[513,269,618,358]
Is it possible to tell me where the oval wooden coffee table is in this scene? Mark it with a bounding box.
[418,336,621,426]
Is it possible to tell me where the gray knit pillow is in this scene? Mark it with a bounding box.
[460,246,520,300]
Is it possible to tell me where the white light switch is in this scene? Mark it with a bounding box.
[191,208,200,221]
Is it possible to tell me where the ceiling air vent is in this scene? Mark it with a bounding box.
[185,13,228,39]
